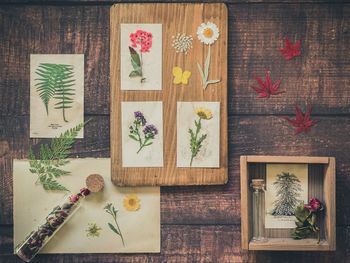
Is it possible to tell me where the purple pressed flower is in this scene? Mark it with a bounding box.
[143,124,158,138]
[134,111,147,126]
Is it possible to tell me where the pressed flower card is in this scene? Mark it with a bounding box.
[177,102,220,168]
[121,101,163,167]
[120,24,162,90]
[265,164,308,229]
[13,158,160,253]
[30,54,84,138]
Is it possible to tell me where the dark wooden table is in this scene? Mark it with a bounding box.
[1,1,349,262]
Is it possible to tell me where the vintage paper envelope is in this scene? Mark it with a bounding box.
[177,102,220,168]
[30,54,84,138]
[265,163,308,229]
[120,24,162,90]
[13,158,160,253]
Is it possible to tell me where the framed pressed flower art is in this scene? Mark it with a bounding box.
[110,3,227,186]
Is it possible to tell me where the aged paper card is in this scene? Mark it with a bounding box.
[13,158,160,253]
[177,102,220,168]
[265,163,308,229]
[30,54,84,138]
[121,101,163,167]
[120,24,162,90]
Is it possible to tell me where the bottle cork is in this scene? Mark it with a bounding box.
[86,174,104,193]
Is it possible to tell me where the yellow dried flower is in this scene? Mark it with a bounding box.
[195,107,213,120]
[123,194,141,211]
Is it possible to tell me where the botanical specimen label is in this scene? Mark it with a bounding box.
[13,158,160,253]
[30,54,84,138]
[176,102,220,168]
[121,101,163,167]
[120,24,162,90]
[265,164,308,229]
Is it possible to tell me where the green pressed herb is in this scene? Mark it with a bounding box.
[28,121,88,191]
[35,63,75,122]
[104,203,125,246]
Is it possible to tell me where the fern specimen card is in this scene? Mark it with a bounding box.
[120,24,162,90]
[265,164,308,229]
[121,101,163,167]
[176,102,220,168]
[13,158,160,253]
[30,54,84,138]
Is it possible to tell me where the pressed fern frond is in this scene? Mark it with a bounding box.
[28,121,88,191]
[35,63,75,121]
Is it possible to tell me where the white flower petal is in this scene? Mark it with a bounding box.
[196,21,220,45]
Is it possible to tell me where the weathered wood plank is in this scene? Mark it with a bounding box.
[1,4,350,116]
[1,225,247,262]
[229,4,350,115]
[0,6,110,116]
[1,115,350,226]
[1,224,350,262]
[0,0,349,4]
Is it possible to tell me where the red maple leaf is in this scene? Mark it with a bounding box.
[251,71,284,98]
[280,36,301,60]
[283,106,318,134]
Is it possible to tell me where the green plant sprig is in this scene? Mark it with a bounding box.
[104,203,125,246]
[28,121,88,191]
[189,117,207,167]
[35,63,75,122]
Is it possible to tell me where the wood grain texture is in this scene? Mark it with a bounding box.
[229,4,350,115]
[1,2,350,262]
[110,3,228,186]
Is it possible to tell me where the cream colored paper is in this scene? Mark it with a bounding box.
[265,163,308,229]
[121,101,163,167]
[13,158,160,253]
[177,102,220,168]
[30,54,84,138]
[120,24,162,90]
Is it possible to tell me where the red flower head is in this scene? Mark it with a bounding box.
[130,29,153,53]
[304,198,323,212]
[280,36,301,60]
[283,105,318,134]
[251,71,284,98]
[80,187,91,197]
[69,194,80,203]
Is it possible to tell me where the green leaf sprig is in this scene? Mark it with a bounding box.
[35,63,75,122]
[292,198,324,243]
[28,121,88,191]
[104,203,125,246]
[188,107,213,167]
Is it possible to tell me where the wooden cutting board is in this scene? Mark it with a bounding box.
[110,3,228,186]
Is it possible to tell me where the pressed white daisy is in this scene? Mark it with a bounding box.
[196,21,220,45]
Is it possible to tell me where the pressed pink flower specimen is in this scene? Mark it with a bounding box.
[283,106,318,134]
[251,71,284,98]
[280,36,301,60]
[129,29,153,82]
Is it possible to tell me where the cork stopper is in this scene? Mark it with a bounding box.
[86,174,105,193]
[251,179,265,189]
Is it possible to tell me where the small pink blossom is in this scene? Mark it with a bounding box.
[304,198,323,212]
[70,194,80,203]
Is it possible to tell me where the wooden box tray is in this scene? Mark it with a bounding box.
[240,156,336,251]
[110,3,228,186]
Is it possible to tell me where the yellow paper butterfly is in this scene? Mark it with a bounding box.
[172,66,191,85]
